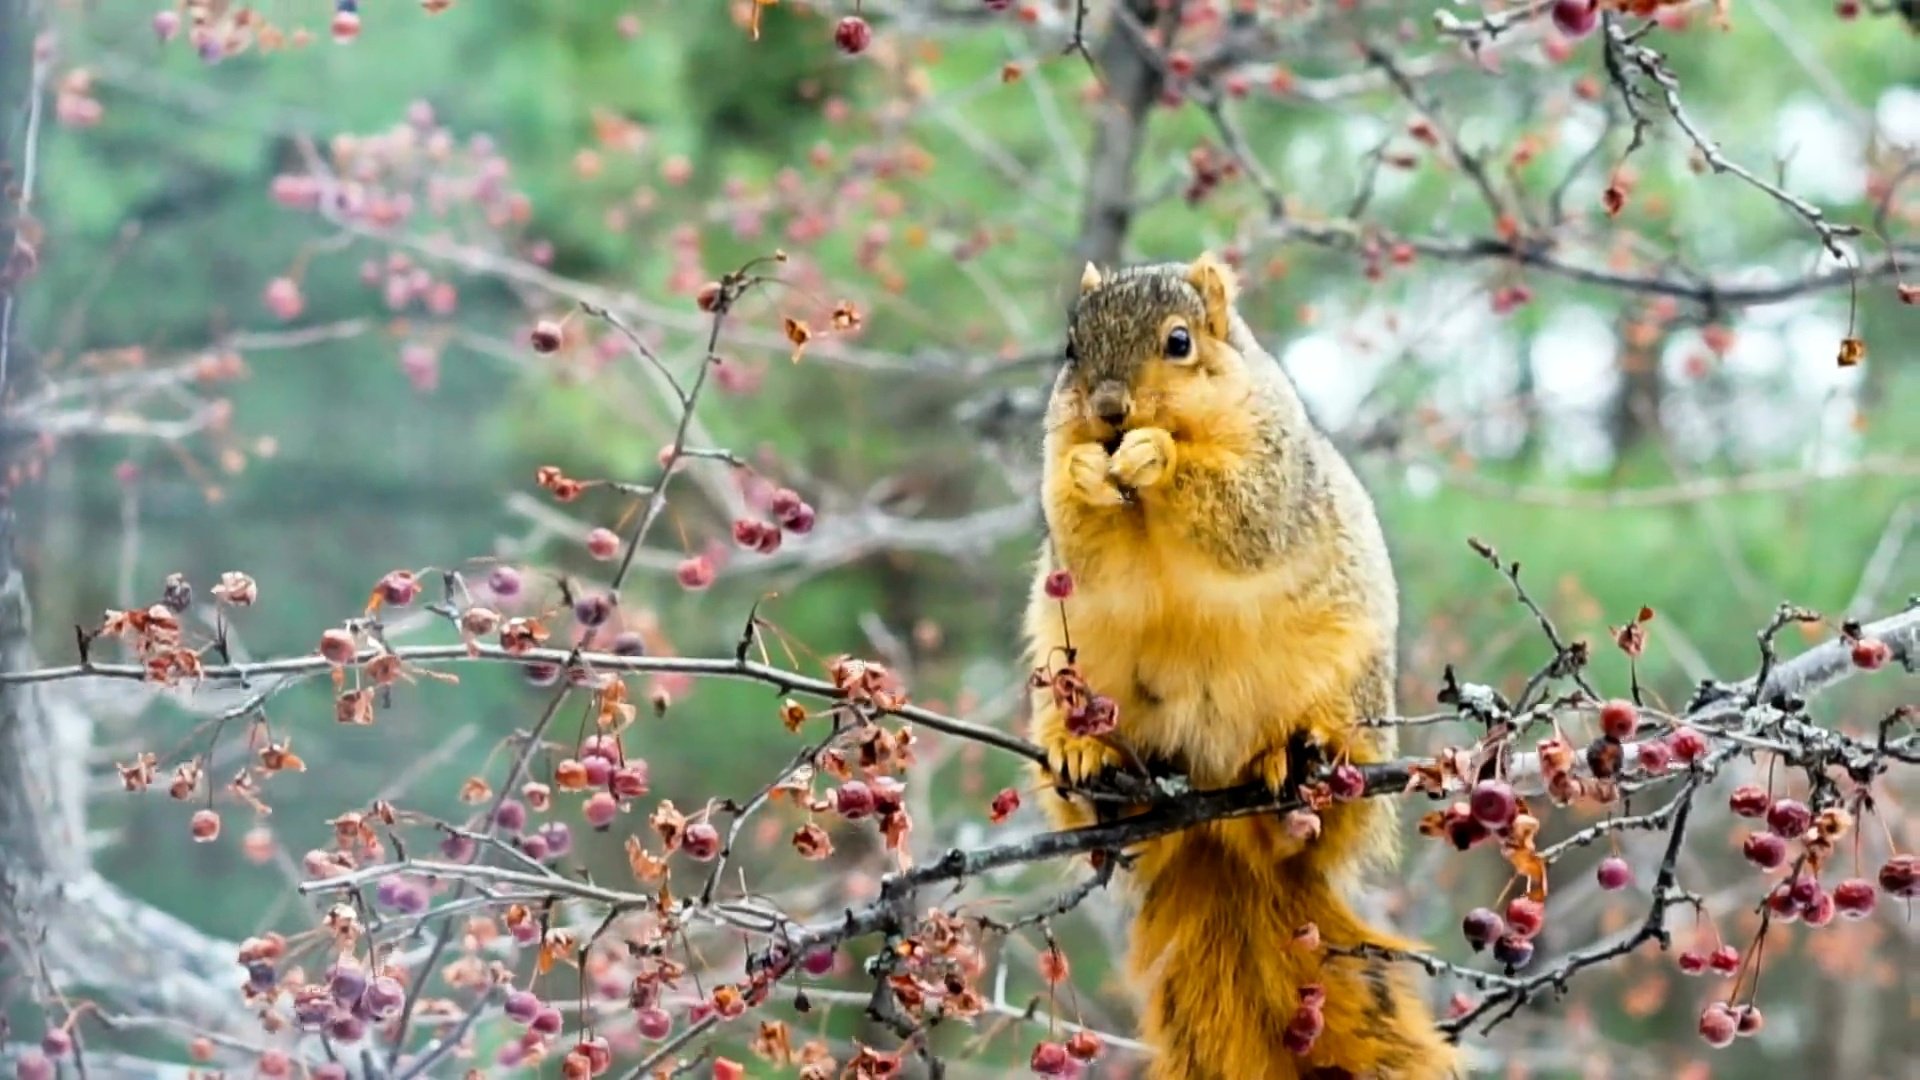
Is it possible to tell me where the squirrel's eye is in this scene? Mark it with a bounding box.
[1063,340,1079,365]
[1164,326,1193,360]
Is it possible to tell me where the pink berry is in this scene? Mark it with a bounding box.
[330,9,361,42]
[1030,1041,1072,1076]
[1676,950,1708,975]
[781,504,816,535]
[1833,877,1877,917]
[582,755,614,786]
[1328,763,1365,801]
[1698,1003,1737,1048]
[834,780,876,820]
[1707,945,1740,975]
[263,276,304,321]
[1734,1004,1765,1036]
[1461,907,1503,951]
[834,15,872,55]
[731,519,768,549]
[636,1006,672,1040]
[488,565,523,597]
[190,808,221,842]
[586,527,620,560]
[676,555,715,591]
[362,976,405,1019]
[505,989,541,1024]
[1043,569,1074,600]
[14,1050,54,1080]
[611,764,649,798]
[1598,699,1637,741]
[1468,780,1517,828]
[1742,831,1788,870]
[1635,740,1671,774]
[1596,856,1631,891]
[683,822,721,861]
[532,1006,564,1036]
[39,1030,71,1059]
[584,791,619,830]
[494,799,528,832]
[1802,888,1836,927]
[153,10,182,40]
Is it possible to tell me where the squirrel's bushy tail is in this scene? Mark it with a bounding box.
[1130,827,1460,1080]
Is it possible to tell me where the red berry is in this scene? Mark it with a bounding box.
[676,555,715,590]
[1850,637,1890,670]
[1066,1030,1101,1062]
[1505,896,1545,938]
[834,15,873,54]
[1676,950,1708,975]
[586,527,620,560]
[1698,1003,1737,1048]
[683,822,721,861]
[695,282,723,312]
[1461,907,1503,951]
[1729,784,1771,818]
[1802,888,1836,927]
[39,1030,71,1059]
[990,787,1021,822]
[330,9,361,42]
[612,763,649,798]
[1877,853,1918,898]
[1030,1041,1072,1076]
[731,519,767,549]
[1596,856,1632,891]
[1742,831,1788,870]
[1598,699,1638,741]
[802,946,835,976]
[1043,569,1074,600]
[1668,726,1708,763]
[1707,945,1741,975]
[834,780,877,820]
[1468,779,1517,828]
[1328,763,1366,801]
[532,1006,564,1036]
[190,808,221,842]
[1833,877,1878,918]
[1764,798,1811,838]
[1635,740,1671,774]
[781,504,816,535]
[1550,0,1598,37]
[264,276,305,320]
[362,976,405,1019]
[1734,1004,1765,1036]
[584,791,618,830]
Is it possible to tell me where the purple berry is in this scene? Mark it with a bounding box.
[1596,856,1632,891]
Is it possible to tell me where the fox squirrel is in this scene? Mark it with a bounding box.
[1023,254,1460,1079]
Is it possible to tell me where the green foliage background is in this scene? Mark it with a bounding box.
[10,0,1916,1075]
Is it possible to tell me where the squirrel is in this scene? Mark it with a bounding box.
[1022,254,1461,1080]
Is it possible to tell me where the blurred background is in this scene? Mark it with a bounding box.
[1,0,1915,1076]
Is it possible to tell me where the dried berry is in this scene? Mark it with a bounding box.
[1461,907,1503,951]
[530,320,564,353]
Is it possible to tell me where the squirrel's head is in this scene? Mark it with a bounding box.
[1054,252,1252,451]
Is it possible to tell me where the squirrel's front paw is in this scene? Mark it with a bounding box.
[1039,730,1125,788]
[1252,745,1291,795]
[1109,427,1175,492]
[1066,444,1127,507]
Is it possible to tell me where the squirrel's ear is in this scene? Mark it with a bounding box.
[1187,251,1238,338]
[1079,262,1104,295]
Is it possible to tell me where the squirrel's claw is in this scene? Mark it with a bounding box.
[1109,427,1175,492]
[1253,745,1291,795]
[1067,444,1127,506]
[1041,730,1125,788]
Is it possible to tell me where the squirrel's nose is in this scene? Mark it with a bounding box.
[1089,381,1131,426]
